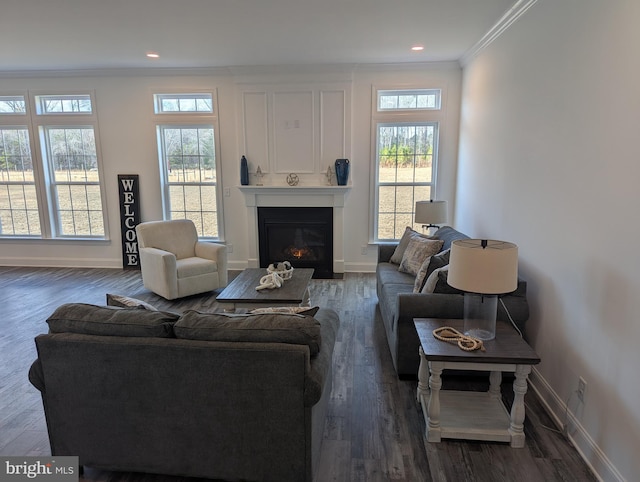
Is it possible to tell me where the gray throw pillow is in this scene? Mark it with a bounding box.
[389,227,431,265]
[106,293,158,311]
[398,237,443,276]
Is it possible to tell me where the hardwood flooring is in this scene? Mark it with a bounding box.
[0,267,596,481]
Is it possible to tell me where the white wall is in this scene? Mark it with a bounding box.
[0,64,461,272]
[457,1,640,480]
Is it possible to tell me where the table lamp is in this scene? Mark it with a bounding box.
[447,239,518,340]
[414,200,448,235]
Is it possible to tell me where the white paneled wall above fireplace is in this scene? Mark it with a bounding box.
[237,81,352,185]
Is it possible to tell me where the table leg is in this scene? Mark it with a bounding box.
[300,287,311,307]
[427,361,443,442]
[509,364,531,448]
[416,347,429,405]
[489,371,502,400]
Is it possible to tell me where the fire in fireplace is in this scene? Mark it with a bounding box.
[257,207,333,278]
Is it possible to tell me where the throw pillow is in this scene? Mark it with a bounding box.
[413,256,434,293]
[106,293,158,311]
[398,237,444,277]
[47,303,179,338]
[249,306,320,317]
[174,310,322,356]
[421,266,465,295]
[389,227,431,265]
[425,248,451,280]
[421,266,448,293]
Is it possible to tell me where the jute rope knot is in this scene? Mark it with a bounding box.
[432,326,485,352]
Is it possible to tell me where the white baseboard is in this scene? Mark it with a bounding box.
[0,257,121,268]
[529,368,625,482]
[344,262,376,273]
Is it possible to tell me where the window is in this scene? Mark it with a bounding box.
[0,125,40,235]
[154,93,222,239]
[0,92,106,239]
[377,89,441,111]
[372,88,441,241]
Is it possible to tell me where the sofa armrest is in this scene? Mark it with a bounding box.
[28,359,45,393]
[195,242,228,285]
[378,244,397,263]
[139,247,178,298]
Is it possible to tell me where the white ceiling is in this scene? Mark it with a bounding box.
[1,0,516,72]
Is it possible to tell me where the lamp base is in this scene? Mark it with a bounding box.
[463,293,497,340]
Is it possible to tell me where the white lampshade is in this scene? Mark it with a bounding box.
[414,200,448,225]
[447,239,518,294]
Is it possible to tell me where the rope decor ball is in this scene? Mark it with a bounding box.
[286,173,299,186]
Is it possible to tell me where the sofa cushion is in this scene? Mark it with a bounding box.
[398,237,443,276]
[174,310,322,356]
[377,262,415,288]
[389,227,431,265]
[106,293,158,311]
[432,225,470,251]
[46,303,179,338]
[176,257,218,278]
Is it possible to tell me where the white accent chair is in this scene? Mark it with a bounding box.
[135,219,228,300]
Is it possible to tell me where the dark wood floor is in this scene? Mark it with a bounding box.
[0,267,596,481]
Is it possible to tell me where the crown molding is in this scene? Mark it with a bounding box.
[0,66,235,79]
[459,0,538,67]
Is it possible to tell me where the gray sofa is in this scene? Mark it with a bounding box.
[377,226,529,378]
[29,303,339,482]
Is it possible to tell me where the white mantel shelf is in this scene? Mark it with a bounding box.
[238,185,351,194]
[238,185,351,208]
[238,184,351,273]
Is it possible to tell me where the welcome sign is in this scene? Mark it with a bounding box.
[118,174,141,270]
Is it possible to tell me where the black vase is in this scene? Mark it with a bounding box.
[240,155,249,186]
[335,159,350,186]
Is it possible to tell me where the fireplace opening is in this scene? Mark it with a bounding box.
[257,207,333,278]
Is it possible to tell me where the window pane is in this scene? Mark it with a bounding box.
[55,184,103,236]
[0,127,41,236]
[154,94,213,114]
[0,184,41,235]
[47,128,97,182]
[0,96,26,114]
[36,95,92,114]
[378,89,441,111]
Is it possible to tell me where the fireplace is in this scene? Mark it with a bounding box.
[257,207,333,278]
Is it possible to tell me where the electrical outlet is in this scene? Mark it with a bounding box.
[361,245,368,255]
[577,377,587,402]
[224,187,230,197]
[227,244,233,253]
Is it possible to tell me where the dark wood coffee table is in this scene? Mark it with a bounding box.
[216,268,314,312]
[414,318,540,448]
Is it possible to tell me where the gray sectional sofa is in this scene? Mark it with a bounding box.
[29,303,339,482]
[376,226,530,378]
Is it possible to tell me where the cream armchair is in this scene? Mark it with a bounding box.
[135,219,228,300]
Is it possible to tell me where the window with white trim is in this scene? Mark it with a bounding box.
[154,92,221,239]
[372,88,441,241]
[0,92,106,238]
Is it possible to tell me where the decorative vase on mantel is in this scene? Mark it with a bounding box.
[335,158,350,186]
[240,155,249,186]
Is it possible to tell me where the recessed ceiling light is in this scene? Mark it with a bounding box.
[146,52,160,59]
[411,45,424,52]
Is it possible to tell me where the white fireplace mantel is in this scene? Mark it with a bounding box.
[238,185,351,273]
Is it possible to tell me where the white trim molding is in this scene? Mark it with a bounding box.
[460,0,539,67]
[529,368,625,482]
